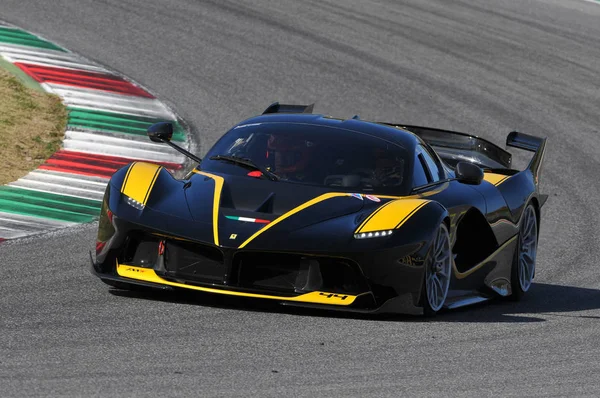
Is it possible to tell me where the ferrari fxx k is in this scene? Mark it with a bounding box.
[92,103,547,315]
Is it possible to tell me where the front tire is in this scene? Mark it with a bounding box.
[510,203,538,301]
[422,223,452,316]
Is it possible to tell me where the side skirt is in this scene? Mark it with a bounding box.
[445,293,491,309]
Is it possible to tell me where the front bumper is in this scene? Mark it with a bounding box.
[94,204,427,315]
[119,262,363,305]
[90,254,422,315]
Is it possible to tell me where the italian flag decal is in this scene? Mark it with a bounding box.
[225,215,271,224]
[0,24,189,240]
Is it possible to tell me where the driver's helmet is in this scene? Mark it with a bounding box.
[372,146,403,184]
[266,134,313,174]
[373,147,396,169]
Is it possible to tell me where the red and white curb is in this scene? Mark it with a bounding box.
[0,23,192,240]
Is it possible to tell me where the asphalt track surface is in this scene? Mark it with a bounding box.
[2,1,600,396]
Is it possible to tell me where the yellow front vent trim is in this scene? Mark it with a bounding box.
[121,162,163,205]
[117,264,357,306]
[356,199,430,233]
[193,170,224,246]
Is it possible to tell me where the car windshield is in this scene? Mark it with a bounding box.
[200,122,410,195]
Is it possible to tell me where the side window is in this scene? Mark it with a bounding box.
[419,145,444,182]
[413,149,429,187]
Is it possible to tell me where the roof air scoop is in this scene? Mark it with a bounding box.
[262,102,314,115]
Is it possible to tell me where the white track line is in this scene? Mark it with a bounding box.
[1,53,109,72]
[63,130,186,162]
[0,212,75,239]
[46,84,175,119]
[31,169,110,184]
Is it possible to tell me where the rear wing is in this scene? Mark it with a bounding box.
[506,131,546,182]
[507,131,548,206]
[262,102,314,115]
[386,124,547,205]
[382,124,513,169]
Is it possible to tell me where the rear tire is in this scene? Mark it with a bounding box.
[421,223,452,317]
[510,203,538,301]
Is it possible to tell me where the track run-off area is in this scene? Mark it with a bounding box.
[1,1,600,396]
[0,25,190,239]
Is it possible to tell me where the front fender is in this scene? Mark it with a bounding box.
[354,199,449,307]
[108,162,193,220]
[96,163,213,261]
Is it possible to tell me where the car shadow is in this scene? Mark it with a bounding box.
[108,282,600,323]
[440,283,600,323]
[109,287,382,321]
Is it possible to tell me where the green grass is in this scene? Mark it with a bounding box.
[0,67,67,185]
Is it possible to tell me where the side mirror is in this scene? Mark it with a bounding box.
[455,161,483,185]
[147,122,173,143]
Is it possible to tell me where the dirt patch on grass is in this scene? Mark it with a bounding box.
[0,67,67,185]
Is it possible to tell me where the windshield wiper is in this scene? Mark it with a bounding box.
[209,155,279,181]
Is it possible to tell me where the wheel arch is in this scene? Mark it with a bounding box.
[443,215,451,230]
[530,196,541,232]
[452,206,497,273]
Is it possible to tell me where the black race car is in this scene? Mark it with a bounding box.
[92,103,547,316]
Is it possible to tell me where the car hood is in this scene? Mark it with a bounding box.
[184,171,368,248]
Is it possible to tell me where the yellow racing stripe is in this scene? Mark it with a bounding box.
[117,264,358,305]
[121,162,163,205]
[355,200,395,232]
[356,199,431,233]
[193,170,224,246]
[483,172,510,186]
[238,192,350,249]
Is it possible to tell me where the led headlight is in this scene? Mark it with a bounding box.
[125,196,145,210]
[354,230,394,239]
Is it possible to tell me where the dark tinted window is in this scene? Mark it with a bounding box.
[419,144,444,182]
[201,122,410,195]
[413,151,429,187]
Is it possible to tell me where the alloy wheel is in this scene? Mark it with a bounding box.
[426,224,452,312]
[518,205,538,292]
